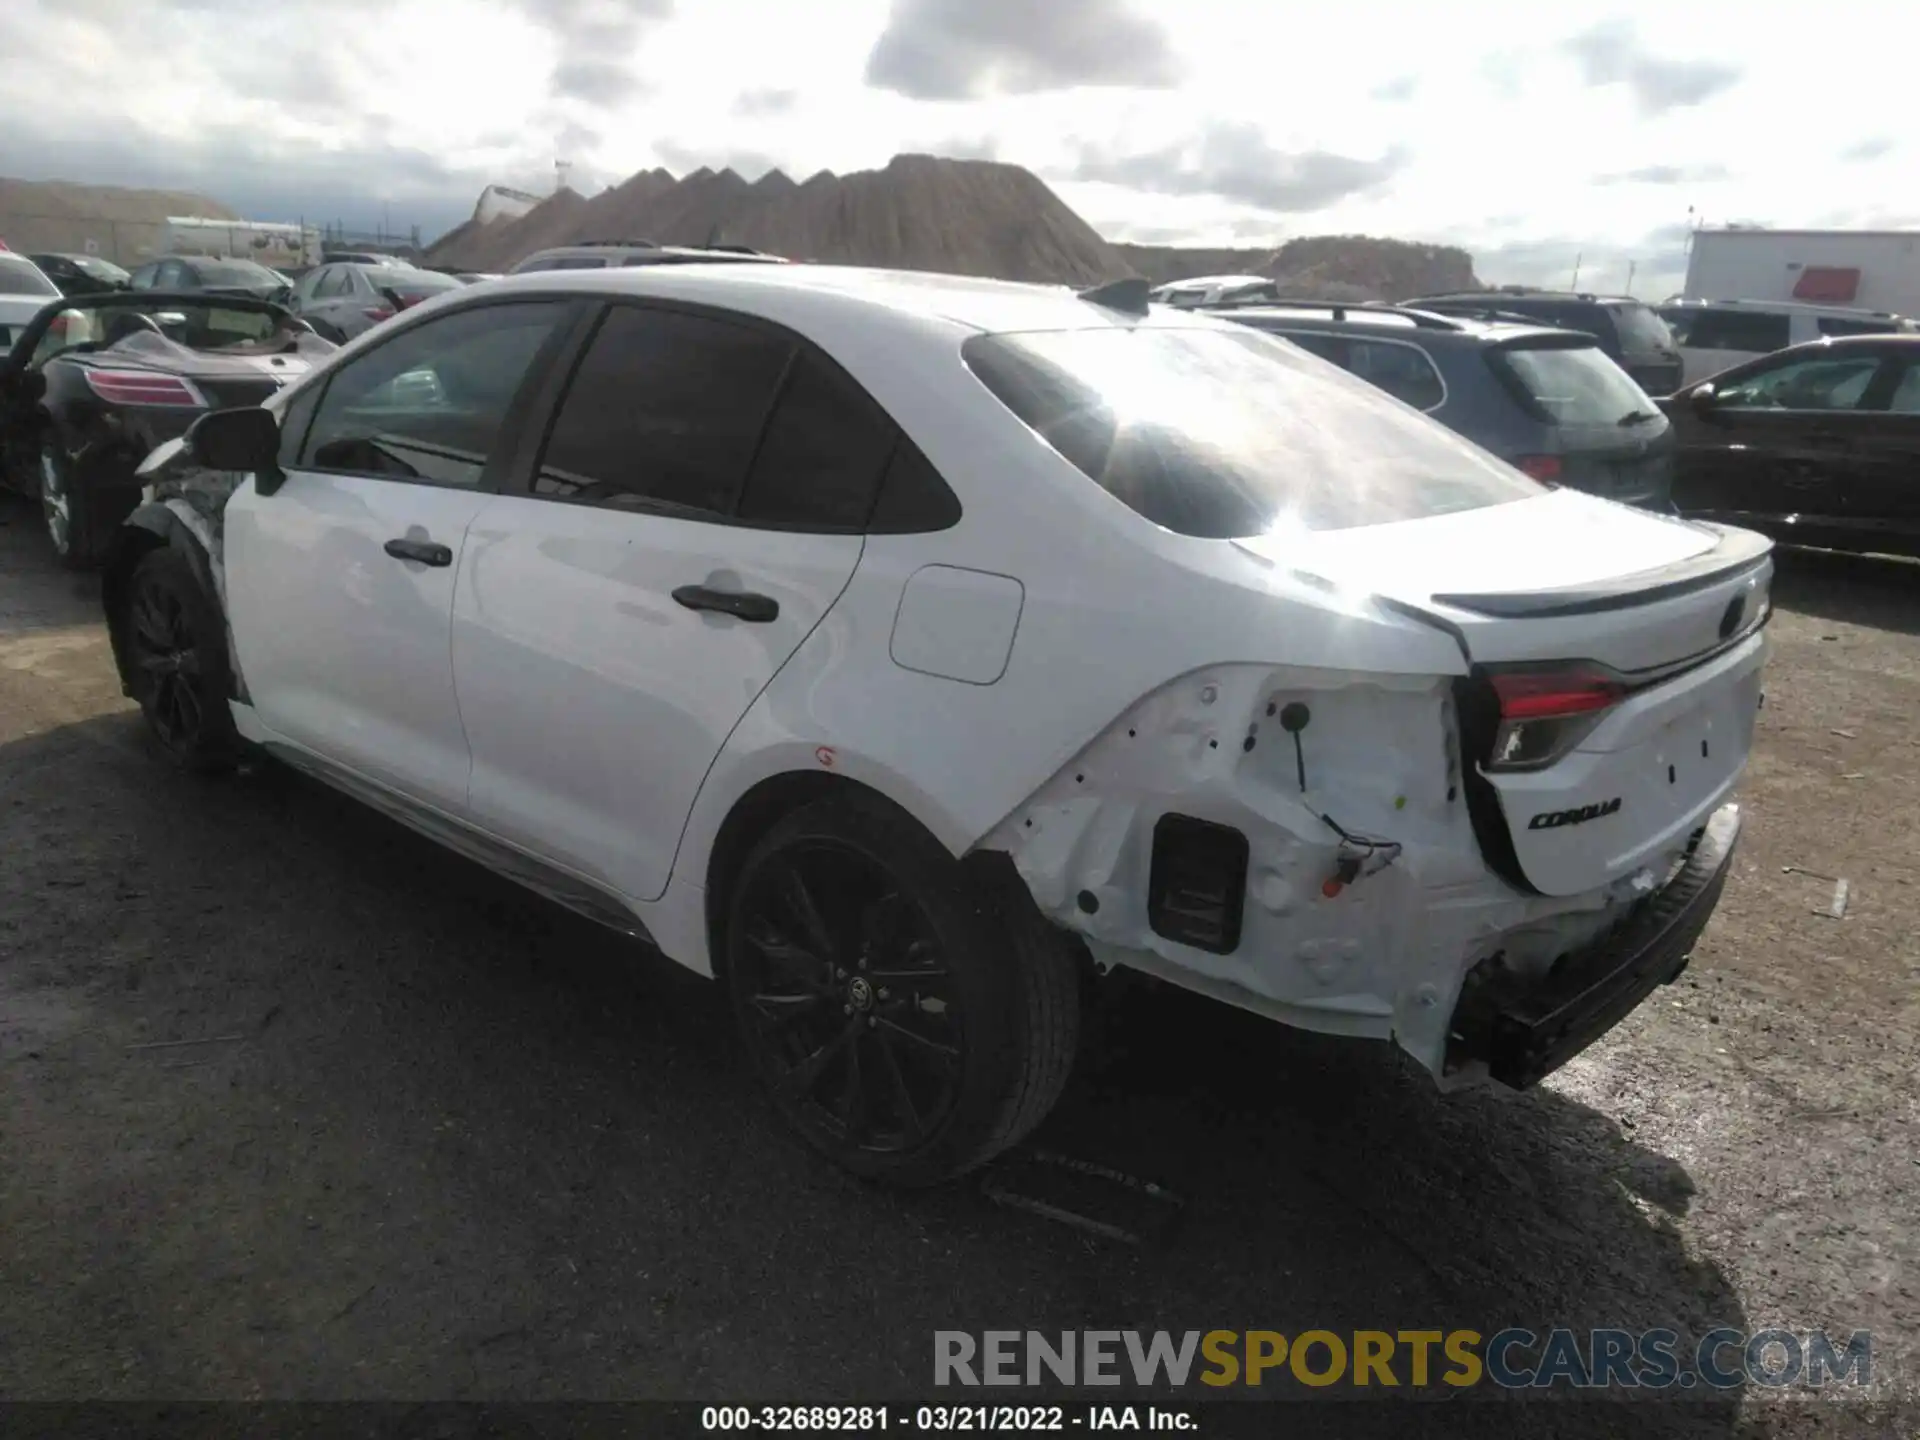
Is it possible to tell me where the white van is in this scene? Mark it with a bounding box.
[1657,298,1918,383]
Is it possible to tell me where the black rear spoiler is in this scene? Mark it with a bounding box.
[1429,524,1773,619]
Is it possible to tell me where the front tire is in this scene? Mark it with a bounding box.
[724,791,1080,1186]
[121,547,239,774]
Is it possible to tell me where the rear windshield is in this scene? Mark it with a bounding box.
[1491,343,1656,427]
[1606,302,1675,351]
[0,258,59,298]
[386,271,463,297]
[961,326,1540,538]
[196,260,283,287]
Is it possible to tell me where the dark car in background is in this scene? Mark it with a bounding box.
[1404,288,1684,397]
[1660,334,1920,557]
[1212,300,1675,507]
[126,256,291,302]
[29,253,132,296]
[0,293,333,566]
[286,261,465,341]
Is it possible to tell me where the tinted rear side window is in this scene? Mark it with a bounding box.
[1607,303,1674,351]
[1490,343,1654,426]
[962,326,1539,538]
[736,351,896,529]
[0,259,59,298]
[1816,315,1899,338]
[1682,309,1791,352]
[534,305,791,517]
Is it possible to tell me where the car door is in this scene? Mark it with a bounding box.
[452,302,885,903]
[305,267,356,336]
[1838,356,1920,555]
[224,298,574,811]
[1673,348,1887,537]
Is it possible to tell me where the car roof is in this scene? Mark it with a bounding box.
[1418,289,1643,308]
[1213,302,1574,347]
[1660,297,1910,321]
[524,242,782,262]
[469,262,1238,336]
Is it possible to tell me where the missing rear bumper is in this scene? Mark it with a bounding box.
[1447,801,1741,1088]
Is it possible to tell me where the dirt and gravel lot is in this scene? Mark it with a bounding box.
[0,493,1915,1436]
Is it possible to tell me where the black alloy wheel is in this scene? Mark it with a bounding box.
[724,791,1082,1186]
[732,840,964,1158]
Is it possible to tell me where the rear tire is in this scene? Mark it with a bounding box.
[39,437,99,570]
[121,547,239,774]
[723,791,1080,1186]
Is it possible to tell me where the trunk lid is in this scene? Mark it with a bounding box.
[1235,489,1772,896]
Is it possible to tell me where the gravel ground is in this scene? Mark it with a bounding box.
[0,494,1914,1437]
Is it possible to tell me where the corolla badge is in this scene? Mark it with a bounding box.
[1528,798,1622,830]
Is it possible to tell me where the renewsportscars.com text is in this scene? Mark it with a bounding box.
[934,1328,1872,1391]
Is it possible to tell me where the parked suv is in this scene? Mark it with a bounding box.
[1656,298,1918,385]
[1406,288,1683,396]
[1215,301,1675,507]
[508,240,787,274]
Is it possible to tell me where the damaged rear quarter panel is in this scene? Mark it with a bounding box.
[981,662,1645,1076]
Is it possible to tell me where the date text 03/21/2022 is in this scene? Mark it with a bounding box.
[701,1405,1194,1431]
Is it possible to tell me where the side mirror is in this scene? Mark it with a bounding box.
[183,406,286,494]
[1688,384,1718,416]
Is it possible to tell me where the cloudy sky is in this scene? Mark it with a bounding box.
[1,0,1912,293]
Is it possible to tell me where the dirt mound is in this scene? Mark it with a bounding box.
[447,188,590,272]
[0,177,237,267]
[1113,236,1479,301]
[428,154,1128,283]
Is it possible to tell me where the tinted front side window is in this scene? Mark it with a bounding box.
[535,306,791,516]
[1714,353,1883,411]
[736,352,897,528]
[302,301,565,486]
[963,326,1540,538]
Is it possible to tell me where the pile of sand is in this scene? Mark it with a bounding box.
[0,177,237,267]
[429,154,1131,283]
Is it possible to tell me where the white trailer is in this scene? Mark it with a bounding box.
[160,216,321,271]
[1682,227,1920,317]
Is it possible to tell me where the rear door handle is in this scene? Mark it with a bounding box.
[672,584,779,623]
[383,537,453,567]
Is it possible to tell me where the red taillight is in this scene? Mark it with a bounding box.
[1515,454,1562,482]
[394,292,429,310]
[1485,666,1625,770]
[82,369,205,408]
[1492,669,1626,720]
[363,306,395,322]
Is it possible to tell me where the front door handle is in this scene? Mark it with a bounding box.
[672,584,779,623]
[383,537,452,567]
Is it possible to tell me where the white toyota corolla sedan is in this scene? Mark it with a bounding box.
[104,264,1770,1184]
